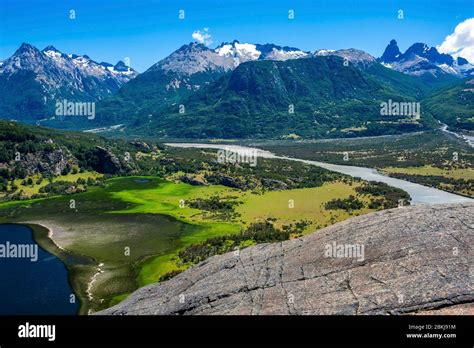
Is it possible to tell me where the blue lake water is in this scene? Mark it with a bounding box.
[0,224,78,315]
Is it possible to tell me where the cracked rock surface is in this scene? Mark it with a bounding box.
[97,203,473,315]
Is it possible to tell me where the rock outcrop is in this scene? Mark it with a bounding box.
[93,146,126,174]
[11,147,77,176]
[98,203,473,315]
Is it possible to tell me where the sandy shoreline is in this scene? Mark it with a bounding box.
[19,221,100,314]
[22,220,68,249]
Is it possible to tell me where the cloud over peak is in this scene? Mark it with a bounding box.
[192,28,213,46]
[437,18,474,63]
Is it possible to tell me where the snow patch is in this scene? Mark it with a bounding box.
[266,48,308,61]
[43,50,62,60]
[235,43,261,60]
[216,44,234,57]
[315,49,336,56]
[215,42,261,63]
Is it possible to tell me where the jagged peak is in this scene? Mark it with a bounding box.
[380,39,401,63]
[405,42,430,55]
[457,56,469,65]
[216,40,240,48]
[14,43,40,55]
[114,60,134,72]
[177,42,210,52]
[99,61,113,68]
[42,45,61,53]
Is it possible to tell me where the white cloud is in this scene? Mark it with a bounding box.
[192,28,213,46]
[437,18,474,63]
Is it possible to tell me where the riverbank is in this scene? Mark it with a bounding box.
[439,121,474,148]
[165,143,473,205]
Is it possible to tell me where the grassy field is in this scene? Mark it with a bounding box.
[235,182,373,233]
[7,171,102,197]
[106,178,371,285]
[261,131,473,197]
[0,176,381,314]
[109,178,368,232]
[382,165,474,180]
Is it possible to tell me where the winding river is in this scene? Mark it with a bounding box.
[166,143,473,205]
[439,122,474,148]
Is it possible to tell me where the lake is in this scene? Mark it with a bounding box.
[0,224,78,315]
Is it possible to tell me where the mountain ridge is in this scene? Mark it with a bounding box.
[1,39,472,135]
[0,42,138,123]
[378,39,473,78]
[123,55,438,139]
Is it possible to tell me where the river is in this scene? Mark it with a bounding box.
[438,121,474,148]
[166,143,473,205]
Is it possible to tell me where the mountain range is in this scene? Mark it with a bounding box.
[0,39,472,137]
[131,54,435,139]
[378,39,474,79]
[0,43,137,123]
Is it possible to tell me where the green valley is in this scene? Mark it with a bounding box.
[0,173,398,314]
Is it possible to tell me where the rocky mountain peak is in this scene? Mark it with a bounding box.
[403,43,454,66]
[315,48,376,68]
[149,40,309,76]
[42,45,61,53]
[2,42,50,75]
[150,42,235,75]
[404,42,430,56]
[380,39,401,63]
[457,56,469,66]
[378,39,472,78]
[15,42,40,55]
[114,60,130,71]
[178,42,210,53]
[99,61,114,68]
[0,42,139,122]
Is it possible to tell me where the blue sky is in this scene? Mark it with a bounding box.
[0,0,472,71]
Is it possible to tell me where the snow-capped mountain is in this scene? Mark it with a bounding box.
[42,44,137,94]
[144,41,309,94]
[150,40,309,77]
[0,43,138,122]
[378,39,474,78]
[91,40,311,127]
[215,40,309,64]
[0,43,137,101]
[314,48,376,68]
[149,42,235,75]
